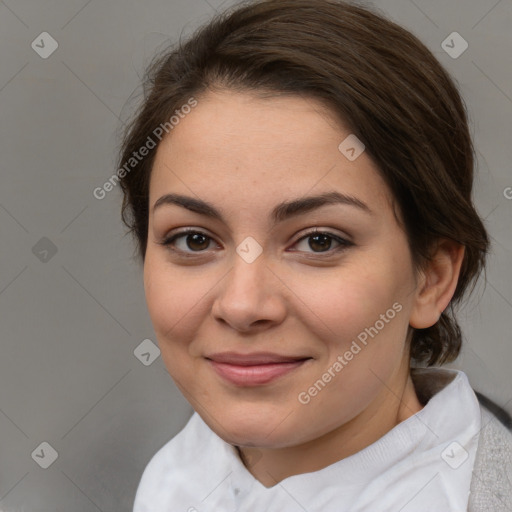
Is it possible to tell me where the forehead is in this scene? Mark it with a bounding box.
[155,90,345,164]
[149,89,393,218]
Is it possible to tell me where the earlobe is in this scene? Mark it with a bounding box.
[409,239,465,329]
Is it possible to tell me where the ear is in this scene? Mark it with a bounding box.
[409,239,465,329]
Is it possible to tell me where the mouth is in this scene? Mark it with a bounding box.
[205,352,313,386]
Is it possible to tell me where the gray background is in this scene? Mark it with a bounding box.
[0,0,510,510]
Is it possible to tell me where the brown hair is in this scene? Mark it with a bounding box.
[117,0,490,366]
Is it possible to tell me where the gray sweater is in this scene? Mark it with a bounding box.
[469,406,512,511]
[411,368,512,510]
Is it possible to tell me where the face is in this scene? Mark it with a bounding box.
[144,89,421,449]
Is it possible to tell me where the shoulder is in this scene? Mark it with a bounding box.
[132,412,212,511]
[469,406,512,512]
[138,411,212,476]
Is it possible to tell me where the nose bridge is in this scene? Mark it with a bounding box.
[225,245,269,300]
[212,242,283,329]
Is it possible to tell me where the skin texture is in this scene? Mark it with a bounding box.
[143,89,465,488]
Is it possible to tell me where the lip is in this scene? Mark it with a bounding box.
[205,352,312,386]
[206,351,311,365]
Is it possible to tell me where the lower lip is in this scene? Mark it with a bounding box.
[208,359,310,386]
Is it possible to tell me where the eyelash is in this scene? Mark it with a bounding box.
[158,227,353,258]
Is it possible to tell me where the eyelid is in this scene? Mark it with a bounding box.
[158,227,220,253]
[289,228,353,255]
[293,227,353,245]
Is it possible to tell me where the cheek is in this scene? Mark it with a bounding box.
[143,258,215,395]
[289,264,398,344]
[291,271,409,430]
[287,254,412,393]
[143,255,210,348]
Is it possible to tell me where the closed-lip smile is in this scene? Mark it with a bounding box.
[205,351,312,386]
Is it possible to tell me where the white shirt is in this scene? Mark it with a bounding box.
[133,368,481,512]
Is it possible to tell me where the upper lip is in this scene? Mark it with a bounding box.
[205,352,311,366]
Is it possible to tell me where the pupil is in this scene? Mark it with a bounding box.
[310,234,331,252]
[188,233,208,251]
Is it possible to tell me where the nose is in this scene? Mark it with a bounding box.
[211,251,287,333]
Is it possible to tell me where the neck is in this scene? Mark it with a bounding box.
[237,368,423,488]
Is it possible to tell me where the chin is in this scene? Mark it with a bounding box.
[203,406,291,447]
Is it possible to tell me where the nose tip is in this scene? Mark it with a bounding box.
[211,250,285,332]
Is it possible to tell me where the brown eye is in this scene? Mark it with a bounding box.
[292,230,353,255]
[183,232,210,251]
[160,229,216,254]
[308,233,333,252]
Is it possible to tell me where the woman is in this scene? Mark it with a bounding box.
[117,0,512,510]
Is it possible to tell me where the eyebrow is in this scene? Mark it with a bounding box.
[152,191,373,225]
